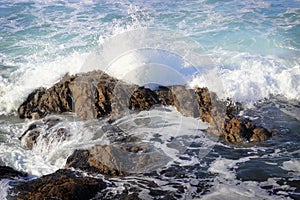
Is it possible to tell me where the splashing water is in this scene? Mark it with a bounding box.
[0,0,299,199]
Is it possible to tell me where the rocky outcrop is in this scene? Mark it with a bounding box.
[12,169,107,200]
[65,144,171,176]
[222,116,272,143]
[18,74,75,119]
[18,70,271,143]
[18,71,209,121]
[65,149,125,176]
[0,166,27,179]
[13,70,274,199]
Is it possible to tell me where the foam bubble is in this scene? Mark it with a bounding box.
[98,107,215,173]
[201,179,289,200]
[0,51,90,115]
[190,51,300,102]
[204,156,295,200]
[0,179,10,200]
[281,160,300,176]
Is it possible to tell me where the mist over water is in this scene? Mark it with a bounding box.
[0,0,299,199]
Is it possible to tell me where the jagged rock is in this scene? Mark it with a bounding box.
[65,149,125,176]
[12,169,107,200]
[222,116,272,143]
[17,70,212,121]
[18,74,75,119]
[65,144,171,176]
[65,144,170,176]
[250,127,272,142]
[18,70,272,143]
[0,166,27,179]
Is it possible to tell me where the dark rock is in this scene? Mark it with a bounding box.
[65,144,171,176]
[169,85,200,118]
[65,149,125,176]
[222,116,272,143]
[18,74,75,119]
[12,169,106,200]
[17,70,208,120]
[0,166,27,179]
[129,87,160,111]
[72,71,117,119]
[18,70,272,143]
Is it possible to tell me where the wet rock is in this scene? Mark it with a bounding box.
[18,74,75,119]
[65,149,125,176]
[72,71,118,119]
[169,85,200,118]
[65,144,171,176]
[0,166,27,179]
[129,87,160,111]
[18,70,272,143]
[250,127,272,142]
[194,87,213,122]
[12,169,106,200]
[17,71,209,120]
[222,116,272,143]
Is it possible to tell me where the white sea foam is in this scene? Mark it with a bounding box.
[113,107,213,167]
[17,117,113,172]
[190,51,300,103]
[0,51,90,115]
[208,156,256,180]
[0,142,57,176]
[1,0,299,117]
[203,156,295,200]
[0,107,214,176]
[0,115,111,176]
[0,179,10,200]
[281,160,300,176]
[2,28,298,117]
[201,179,292,200]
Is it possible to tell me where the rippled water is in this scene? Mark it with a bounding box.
[0,0,299,199]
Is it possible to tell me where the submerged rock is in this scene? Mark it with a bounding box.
[11,169,107,200]
[19,116,69,150]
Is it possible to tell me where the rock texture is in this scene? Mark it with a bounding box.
[65,144,170,176]
[0,166,27,179]
[18,74,74,119]
[18,70,271,143]
[65,149,125,176]
[222,116,272,143]
[13,70,275,199]
[18,71,207,120]
[12,169,107,200]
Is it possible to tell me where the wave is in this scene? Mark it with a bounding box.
[1,33,300,116]
[0,0,299,115]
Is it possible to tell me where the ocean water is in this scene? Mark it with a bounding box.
[0,0,299,199]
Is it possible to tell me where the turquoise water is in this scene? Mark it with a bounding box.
[0,0,300,199]
[1,0,299,60]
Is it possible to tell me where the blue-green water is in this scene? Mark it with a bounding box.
[0,0,299,199]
